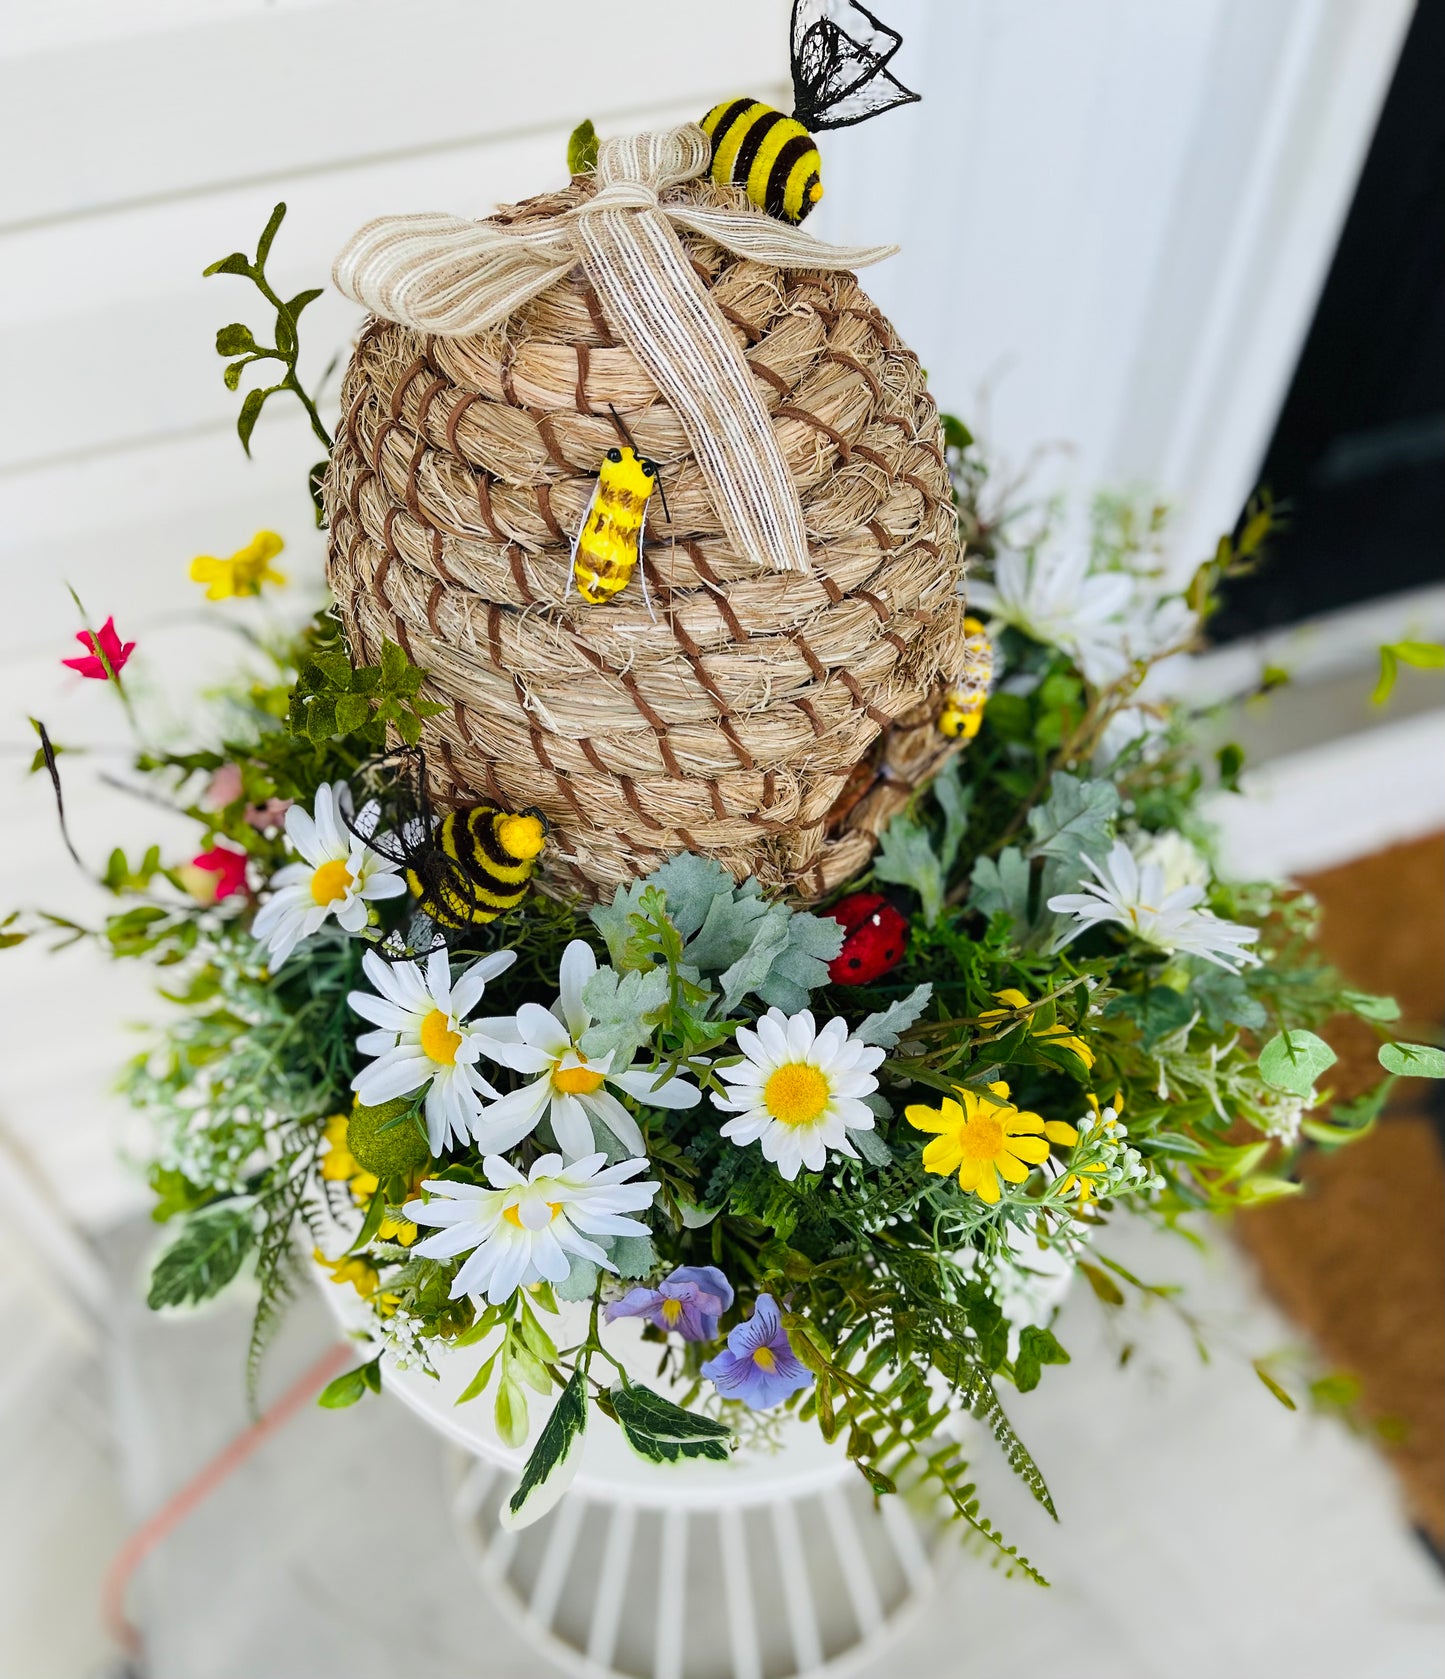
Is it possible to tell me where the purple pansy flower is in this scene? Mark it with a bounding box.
[700,1293,813,1410]
[605,1265,734,1342]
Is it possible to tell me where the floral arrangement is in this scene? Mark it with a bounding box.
[12,187,1443,1583]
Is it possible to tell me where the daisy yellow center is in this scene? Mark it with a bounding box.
[959,1113,1006,1162]
[503,1201,563,1228]
[552,1059,606,1095]
[419,1008,462,1065]
[310,858,354,905]
[753,1346,777,1371]
[763,1062,830,1127]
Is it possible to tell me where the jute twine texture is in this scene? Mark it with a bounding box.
[324,175,968,901]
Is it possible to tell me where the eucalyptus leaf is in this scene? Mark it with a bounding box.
[1258,1029,1337,1095]
[1378,1041,1445,1078]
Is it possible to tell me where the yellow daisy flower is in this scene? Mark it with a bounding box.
[313,1246,381,1297]
[189,530,286,601]
[906,1080,1079,1204]
[312,1248,403,1314]
[978,988,1095,1070]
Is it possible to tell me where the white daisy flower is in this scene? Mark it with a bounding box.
[1133,830,1210,895]
[348,947,518,1155]
[1047,840,1260,972]
[406,1152,659,1305]
[251,781,406,968]
[478,940,701,1160]
[712,1008,885,1182]
[969,547,1133,685]
[970,548,1196,687]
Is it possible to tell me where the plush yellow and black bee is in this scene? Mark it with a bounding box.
[701,0,918,224]
[569,408,670,614]
[350,751,548,940]
[938,617,994,741]
[405,803,548,929]
[570,443,659,607]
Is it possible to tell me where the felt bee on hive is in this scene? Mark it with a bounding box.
[569,410,669,613]
[938,617,994,742]
[354,754,548,936]
[701,0,919,224]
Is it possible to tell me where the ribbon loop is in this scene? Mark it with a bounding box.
[333,123,898,574]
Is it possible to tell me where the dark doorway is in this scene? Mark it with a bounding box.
[1210,0,1444,645]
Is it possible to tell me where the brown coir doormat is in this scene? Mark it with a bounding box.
[1235,833,1445,1548]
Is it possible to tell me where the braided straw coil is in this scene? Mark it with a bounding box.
[324,175,967,901]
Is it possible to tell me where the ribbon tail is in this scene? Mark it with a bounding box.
[575,207,812,574]
[333,212,576,338]
[667,206,898,271]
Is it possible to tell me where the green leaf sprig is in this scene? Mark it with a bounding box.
[205,202,333,517]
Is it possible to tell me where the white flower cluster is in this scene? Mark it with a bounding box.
[969,545,1196,688]
[263,804,892,1307]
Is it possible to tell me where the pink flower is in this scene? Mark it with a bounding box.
[62,616,135,681]
[203,763,291,832]
[244,797,293,832]
[204,764,244,808]
[188,845,249,902]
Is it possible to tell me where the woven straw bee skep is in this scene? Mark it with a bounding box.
[324,173,966,901]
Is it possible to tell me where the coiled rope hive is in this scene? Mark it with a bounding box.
[324,173,966,900]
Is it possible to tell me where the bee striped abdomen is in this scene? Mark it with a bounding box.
[406,805,547,928]
[701,98,823,224]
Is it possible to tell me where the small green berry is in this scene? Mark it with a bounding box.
[347,1098,429,1179]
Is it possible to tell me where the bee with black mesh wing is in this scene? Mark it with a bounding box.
[347,750,548,953]
[701,1,919,224]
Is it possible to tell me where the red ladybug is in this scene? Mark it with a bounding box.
[825,892,910,986]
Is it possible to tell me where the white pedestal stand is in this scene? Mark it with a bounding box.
[312,1216,942,1679]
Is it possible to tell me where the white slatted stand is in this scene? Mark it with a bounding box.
[315,1239,942,1679]
[446,1443,940,1679]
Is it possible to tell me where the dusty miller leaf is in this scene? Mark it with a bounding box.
[969,847,1032,924]
[578,965,669,1065]
[645,853,739,941]
[1025,772,1118,869]
[933,759,973,874]
[686,882,773,973]
[755,909,843,1011]
[589,881,651,970]
[874,815,946,926]
[854,983,933,1048]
